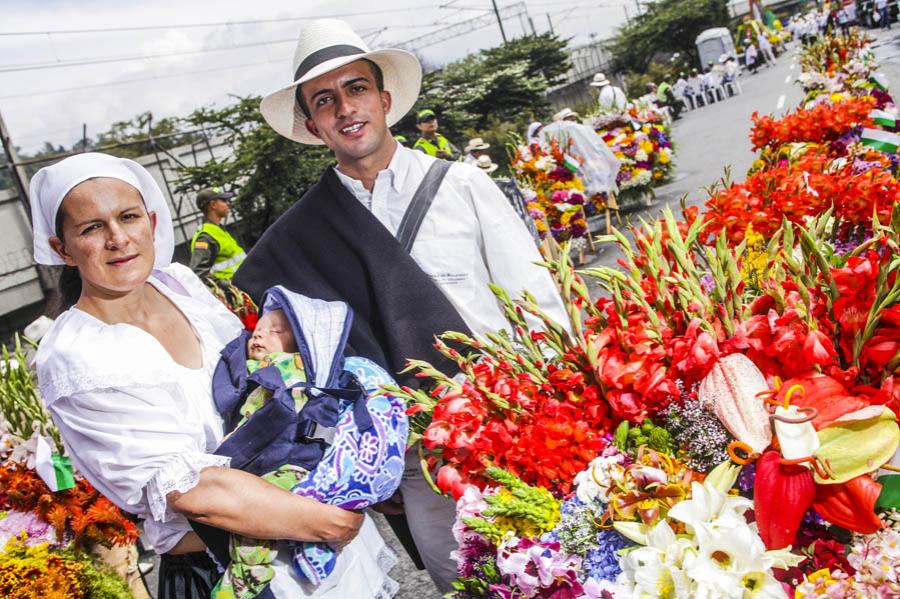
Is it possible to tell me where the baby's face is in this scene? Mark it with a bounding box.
[248,309,297,361]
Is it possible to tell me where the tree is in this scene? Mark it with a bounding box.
[609,0,731,74]
[481,32,571,87]
[393,33,572,145]
[93,111,200,159]
[174,96,334,246]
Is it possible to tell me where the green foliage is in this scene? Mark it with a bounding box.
[62,547,134,599]
[394,34,571,149]
[174,96,335,245]
[610,0,730,74]
[0,335,63,453]
[613,419,676,455]
[481,32,571,87]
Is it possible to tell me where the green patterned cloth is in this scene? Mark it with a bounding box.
[213,352,309,599]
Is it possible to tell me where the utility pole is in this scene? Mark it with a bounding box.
[623,5,631,24]
[634,0,641,16]
[528,15,537,35]
[490,0,508,43]
[546,12,555,34]
[0,108,31,220]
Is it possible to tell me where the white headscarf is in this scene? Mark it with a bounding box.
[29,152,175,267]
[526,121,543,142]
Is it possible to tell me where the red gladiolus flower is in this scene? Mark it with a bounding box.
[802,329,839,369]
[436,465,468,500]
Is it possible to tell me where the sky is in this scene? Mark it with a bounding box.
[0,0,631,154]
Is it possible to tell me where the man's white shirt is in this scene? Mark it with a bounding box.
[598,85,627,111]
[334,143,568,337]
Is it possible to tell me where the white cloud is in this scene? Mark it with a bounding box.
[0,0,626,153]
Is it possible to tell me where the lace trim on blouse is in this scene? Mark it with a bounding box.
[145,453,231,523]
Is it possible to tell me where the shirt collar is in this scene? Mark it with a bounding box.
[334,140,408,195]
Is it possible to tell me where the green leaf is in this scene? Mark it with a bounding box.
[614,420,630,450]
[876,475,900,509]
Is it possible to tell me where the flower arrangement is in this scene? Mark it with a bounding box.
[749,96,876,151]
[0,534,133,599]
[512,139,590,242]
[586,112,675,201]
[706,32,899,250]
[0,337,142,597]
[391,29,900,599]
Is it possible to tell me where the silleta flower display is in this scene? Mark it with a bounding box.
[391,30,900,599]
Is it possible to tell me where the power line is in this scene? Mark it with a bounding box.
[0,38,296,73]
[0,58,281,101]
[0,6,440,37]
[0,19,458,74]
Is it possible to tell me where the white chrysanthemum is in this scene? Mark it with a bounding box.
[573,454,626,504]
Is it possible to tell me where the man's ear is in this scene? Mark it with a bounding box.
[305,118,323,141]
[381,89,392,117]
[48,236,76,267]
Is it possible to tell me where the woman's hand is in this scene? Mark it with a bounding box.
[327,509,365,551]
[167,466,364,545]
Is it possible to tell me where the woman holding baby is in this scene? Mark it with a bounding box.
[30,152,400,598]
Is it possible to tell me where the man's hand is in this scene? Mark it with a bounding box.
[436,150,451,160]
[370,489,405,516]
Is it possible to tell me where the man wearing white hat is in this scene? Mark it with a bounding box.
[552,107,580,122]
[590,72,627,112]
[233,18,567,593]
[463,137,491,165]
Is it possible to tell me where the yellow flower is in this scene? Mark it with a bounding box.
[740,224,769,285]
[658,151,670,165]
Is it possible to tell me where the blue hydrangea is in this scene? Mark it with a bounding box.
[548,496,605,555]
[583,528,630,582]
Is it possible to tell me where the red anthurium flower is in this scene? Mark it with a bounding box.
[777,374,869,430]
[754,451,816,550]
[811,474,883,534]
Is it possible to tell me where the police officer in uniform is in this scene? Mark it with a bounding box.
[412,109,460,160]
[189,187,246,280]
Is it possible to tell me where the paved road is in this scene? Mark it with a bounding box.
[582,42,806,273]
[144,29,900,599]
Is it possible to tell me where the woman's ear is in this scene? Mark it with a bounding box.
[149,210,158,237]
[48,236,77,267]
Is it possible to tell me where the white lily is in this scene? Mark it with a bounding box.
[618,520,697,598]
[668,480,753,534]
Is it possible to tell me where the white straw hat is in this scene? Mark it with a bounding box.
[475,154,498,174]
[464,137,491,152]
[260,19,423,145]
[552,107,579,122]
[590,73,611,87]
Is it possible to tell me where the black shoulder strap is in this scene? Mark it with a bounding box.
[395,159,453,253]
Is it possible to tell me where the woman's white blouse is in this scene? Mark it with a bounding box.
[35,263,243,554]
